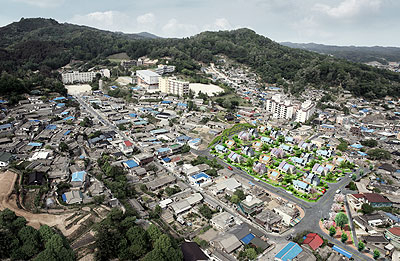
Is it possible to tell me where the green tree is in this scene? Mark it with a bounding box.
[244,248,258,260]
[146,224,162,244]
[361,203,374,214]
[360,139,378,148]
[337,142,348,152]
[348,181,357,191]
[59,142,69,152]
[234,189,246,201]
[351,174,357,181]
[367,148,391,160]
[335,213,349,229]
[143,249,164,261]
[38,225,55,244]
[231,194,240,204]
[329,226,336,237]
[199,204,214,219]
[341,232,348,243]
[125,226,148,258]
[358,241,365,251]
[373,249,380,259]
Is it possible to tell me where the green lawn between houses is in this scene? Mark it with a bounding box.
[210,128,353,202]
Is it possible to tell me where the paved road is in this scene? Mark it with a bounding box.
[74,95,130,141]
[192,149,374,261]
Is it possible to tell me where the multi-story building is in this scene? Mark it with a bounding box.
[120,60,137,68]
[385,227,400,249]
[136,70,161,91]
[265,94,294,120]
[62,71,97,84]
[159,77,189,96]
[295,100,315,123]
[155,64,175,75]
[61,69,110,84]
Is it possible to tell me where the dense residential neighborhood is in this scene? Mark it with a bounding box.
[0,7,400,259]
[0,54,399,261]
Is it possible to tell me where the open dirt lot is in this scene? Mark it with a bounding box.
[0,170,71,234]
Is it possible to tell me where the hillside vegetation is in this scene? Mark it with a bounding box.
[281,42,400,64]
[1,18,400,100]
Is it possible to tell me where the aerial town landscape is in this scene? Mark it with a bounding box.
[1,1,400,261]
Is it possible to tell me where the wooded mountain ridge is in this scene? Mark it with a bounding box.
[1,18,400,100]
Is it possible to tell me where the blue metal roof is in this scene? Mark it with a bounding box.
[358,151,368,156]
[53,97,66,101]
[28,142,43,147]
[241,233,255,244]
[332,245,352,258]
[64,130,71,135]
[62,194,67,202]
[0,123,12,130]
[191,172,210,180]
[71,171,86,182]
[158,147,171,153]
[161,100,172,104]
[63,116,75,121]
[123,160,138,169]
[162,157,171,163]
[275,242,303,261]
[384,212,400,223]
[351,144,363,149]
[129,113,137,117]
[46,124,57,130]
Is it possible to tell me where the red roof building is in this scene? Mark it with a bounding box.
[124,140,133,147]
[389,227,400,236]
[302,233,323,251]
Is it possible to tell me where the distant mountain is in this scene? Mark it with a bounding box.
[1,18,400,100]
[281,42,400,64]
[0,17,156,49]
[136,32,160,39]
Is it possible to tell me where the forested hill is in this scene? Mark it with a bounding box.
[1,18,400,100]
[281,42,400,64]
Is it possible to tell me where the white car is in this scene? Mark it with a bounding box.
[336,189,341,194]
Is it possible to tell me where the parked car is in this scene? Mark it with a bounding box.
[227,166,233,171]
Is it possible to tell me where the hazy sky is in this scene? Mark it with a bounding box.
[1,0,399,46]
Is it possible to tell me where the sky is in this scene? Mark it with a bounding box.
[0,0,399,46]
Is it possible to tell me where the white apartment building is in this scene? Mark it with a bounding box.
[266,94,294,120]
[62,71,97,84]
[159,77,189,96]
[136,70,161,91]
[61,69,110,84]
[155,64,175,75]
[295,100,315,123]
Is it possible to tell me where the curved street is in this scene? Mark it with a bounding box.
[192,149,374,261]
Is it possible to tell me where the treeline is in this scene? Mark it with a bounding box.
[0,208,75,260]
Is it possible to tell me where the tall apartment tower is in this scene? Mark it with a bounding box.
[266,94,294,120]
[295,100,315,123]
[159,77,189,96]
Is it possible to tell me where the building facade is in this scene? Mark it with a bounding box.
[136,70,161,91]
[159,77,189,96]
[62,71,97,84]
[295,100,316,123]
[265,94,294,120]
